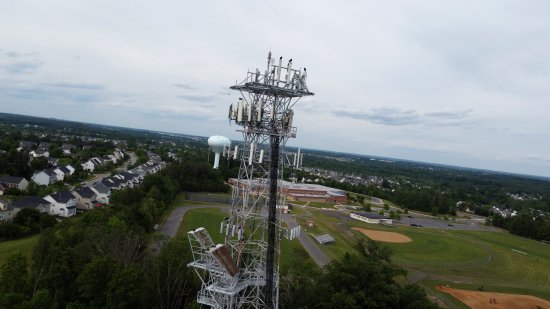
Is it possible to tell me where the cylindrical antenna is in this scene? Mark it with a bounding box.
[248,142,255,165]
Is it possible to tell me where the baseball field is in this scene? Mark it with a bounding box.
[295,207,550,308]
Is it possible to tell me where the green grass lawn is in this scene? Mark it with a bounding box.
[177,207,313,274]
[292,207,550,305]
[177,207,226,242]
[0,235,40,265]
[171,201,550,304]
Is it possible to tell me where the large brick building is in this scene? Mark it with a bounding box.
[228,179,347,203]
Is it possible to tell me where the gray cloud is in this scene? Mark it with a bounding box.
[44,82,105,90]
[2,60,43,74]
[178,94,218,102]
[334,107,474,127]
[0,82,103,103]
[5,51,21,58]
[174,83,198,90]
[334,108,420,126]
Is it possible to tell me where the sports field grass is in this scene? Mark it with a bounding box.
[0,234,40,265]
[291,206,550,305]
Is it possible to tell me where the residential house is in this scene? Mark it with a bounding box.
[0,197,16,221]
[0,176,29,191]
[116,171,140,187]
[61,143,76,155]
[65,165,75,175]
[72,187,97,210]
[0,183,8,195]
[32,169,57,186]
[91,182,111,204]
[38,142,52,151]
[106,154,117,164]
[19,140,36,151]
[81,157,103,172]
[51,167,66,182]
[12,196,51,213]
[47,157,59,166]
[101,177,125,190]
[29,149,49,158]
[113,149,125,160]
[44,191,77,217]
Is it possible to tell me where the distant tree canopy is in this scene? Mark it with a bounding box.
[490,211,550,241]
[303,152,550,215]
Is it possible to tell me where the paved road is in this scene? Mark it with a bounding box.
[281,213,331,267]
[151,204,229,254]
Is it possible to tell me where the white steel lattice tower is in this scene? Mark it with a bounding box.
[187,52,313,309]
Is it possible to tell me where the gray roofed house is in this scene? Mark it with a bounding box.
[29,149,49,158]
[19,140,36,150]
[0,197,16,221]
[44,191,77,217]
[58,166,71,175]
[0,183,8,195]
[0,175,29,191]
[12,196,51,213]
[32,169,57,186]
[91,182,111,204]
[101,177,125,190]
[47,157,59,166]
[72,187,97,210]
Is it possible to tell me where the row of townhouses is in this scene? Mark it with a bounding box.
[0,160,165,220]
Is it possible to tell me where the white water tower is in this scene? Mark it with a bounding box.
[208,135,230,169]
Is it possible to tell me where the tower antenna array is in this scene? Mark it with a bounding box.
[188,51,313,308]
[188,52,314,308]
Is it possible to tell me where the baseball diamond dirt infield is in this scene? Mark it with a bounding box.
[437,285,550,309]
[352,227,412,243]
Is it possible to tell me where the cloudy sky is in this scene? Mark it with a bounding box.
[1,1,550,177]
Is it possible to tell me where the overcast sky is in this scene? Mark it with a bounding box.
[1,1,550,177]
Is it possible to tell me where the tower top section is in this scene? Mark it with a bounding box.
[230,51,314,98]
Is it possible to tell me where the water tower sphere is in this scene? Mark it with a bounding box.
[208,135,230,169]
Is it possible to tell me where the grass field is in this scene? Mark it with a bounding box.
[171,201,550,306]
[290,206,550,307]
[0,235,40,265]
[177,207,313,273]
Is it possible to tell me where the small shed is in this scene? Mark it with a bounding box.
[314,234,335,245]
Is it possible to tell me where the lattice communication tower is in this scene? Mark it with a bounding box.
[187,52,313,308]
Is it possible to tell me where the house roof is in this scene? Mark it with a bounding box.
[92,182,110,194]
[58,166,71,174]
[102,177,123,188]
[73,187,96,199]
[0,175,26,184]
[12,196,50,208]
[43,168,57,176]
[47,191,75,203]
